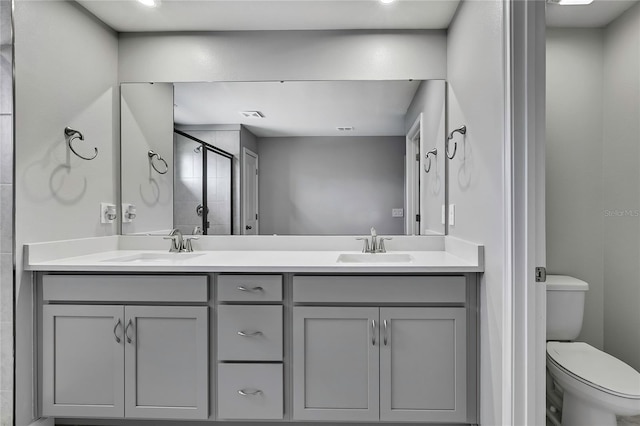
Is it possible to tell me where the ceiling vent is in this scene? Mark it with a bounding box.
[337,127,354,131]
[240,111,265,118]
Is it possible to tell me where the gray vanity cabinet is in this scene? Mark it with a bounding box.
[292,307,380,422]
[379,307,466,422]
[40,274,210,420]
[42,305,125,418]
[43,304,208,420]
[292,275,471,423]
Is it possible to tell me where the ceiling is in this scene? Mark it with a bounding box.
[173,80,423,137]
[76,0,460,32]
[546,0,638,27]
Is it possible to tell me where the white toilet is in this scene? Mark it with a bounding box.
[546,275,640,426]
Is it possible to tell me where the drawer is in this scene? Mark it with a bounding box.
[217,363,283,420]
[217,275,282,302]
[293,275,466,304]
[42,275,208,302]
[217,305,283,361]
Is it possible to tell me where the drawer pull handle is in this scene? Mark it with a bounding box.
[237,330,263,337]
[237,285,264,293]
[113,318,122,343]
[125,319,133,344]
[371,319,376,346]
[383,319,389,346]
[238,389,263,396]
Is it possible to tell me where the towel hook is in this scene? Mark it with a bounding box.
[446,125,466,160]
[424,148,437,173]
[148,150,169,174]
[65,127,98,161]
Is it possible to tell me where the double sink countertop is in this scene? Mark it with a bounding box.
[24,235,484,273]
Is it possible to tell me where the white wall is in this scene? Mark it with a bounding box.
[602,2,640,371]
[121,83,174,235]
[405,80,446,235]
[118,30,447,82]
[546,28,605,350]
[14,1,119,424]
[258,136,405,235]
[446,0,506,424]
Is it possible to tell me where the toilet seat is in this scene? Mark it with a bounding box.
[547,342,640,399]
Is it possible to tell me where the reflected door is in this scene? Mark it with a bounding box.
[243,148,259,235]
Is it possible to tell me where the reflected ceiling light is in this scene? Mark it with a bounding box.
[137,0,158,7]
[547,0,594,5]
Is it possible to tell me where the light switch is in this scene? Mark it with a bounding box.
[392,208,404,218]
[449,204,456,227]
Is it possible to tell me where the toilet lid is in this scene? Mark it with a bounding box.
[547,342,640,398]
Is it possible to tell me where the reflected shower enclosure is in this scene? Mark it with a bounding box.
[174,130,233,235]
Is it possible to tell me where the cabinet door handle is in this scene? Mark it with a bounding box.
[125,319,133,344]
[371,319,376,346]
[237,285,264,293]
[238,389,263,396]
[113,318,122,343]
[383,319,389,346]
[237,330,263,337]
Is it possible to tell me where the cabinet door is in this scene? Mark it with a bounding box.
[124,306,208,419]
[293,306,379,421]
[380,307,466,422]
[42,305,124,418]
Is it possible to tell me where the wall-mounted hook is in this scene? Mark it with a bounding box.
[148,150,169,174]
[65,127,98,161]
[446,125,466,160]
[424,148,437,173]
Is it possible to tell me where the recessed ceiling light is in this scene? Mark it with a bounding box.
[240,111,265,118]
[380,0,396,4]
[137,0,158,7]
[547,0,594,5]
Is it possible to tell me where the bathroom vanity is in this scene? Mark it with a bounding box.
[25,236,483,425]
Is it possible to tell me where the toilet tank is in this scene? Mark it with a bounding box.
[546,275,589,341]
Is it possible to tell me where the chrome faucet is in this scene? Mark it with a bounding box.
[163,229,199,253]
[357,227,392,253]
[164,229,184,253]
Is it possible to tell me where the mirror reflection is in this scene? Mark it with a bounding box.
[120,80,446,236]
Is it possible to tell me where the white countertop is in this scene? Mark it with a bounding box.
[23,235,484,273]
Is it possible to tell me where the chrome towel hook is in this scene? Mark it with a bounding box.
[424,148,437,173]
[148,150,169,174]
[446,125,466,160]
[65,127,98,161]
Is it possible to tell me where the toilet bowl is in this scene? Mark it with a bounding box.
[547,341,640,426]
[546,275,640,426]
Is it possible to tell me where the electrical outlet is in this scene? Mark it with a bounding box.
[449,204,456,227]
[101,202,117,224]
[392,208,404,218]
[122,203,137,223]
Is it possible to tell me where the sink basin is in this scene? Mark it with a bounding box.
[336,253,414,264]
[101,252,205,263]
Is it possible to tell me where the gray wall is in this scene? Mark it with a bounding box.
[121,83,174,235]
[446,1,507,424]
[546,5,640,373]
[118,30,446,82]
[405,80,446,235]
[546,28,605,350]
[0,0,11,423]
[14,1,119,424]
[258,136,405,235]
[602,3,640,371]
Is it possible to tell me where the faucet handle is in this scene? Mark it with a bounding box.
[182,236,199,253]
[356,237,370,253]
[378,237,392,253]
